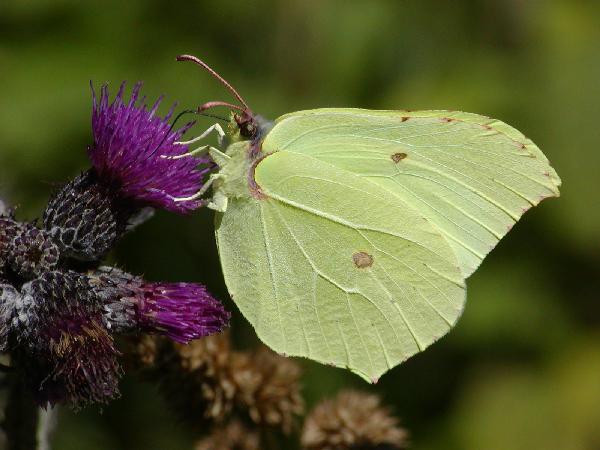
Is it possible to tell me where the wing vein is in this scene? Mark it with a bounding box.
[259,204,287,351]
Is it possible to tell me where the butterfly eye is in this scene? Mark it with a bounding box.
[234,111,258,139]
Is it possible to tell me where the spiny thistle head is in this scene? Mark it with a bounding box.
[22,318,121,409]
[2,264,229,409]
[0,77,230,411]
[301,390,408,450]
[43,80,212,260]
[89,82,212,213]
[0,282,20,351]
[137,282,230,343]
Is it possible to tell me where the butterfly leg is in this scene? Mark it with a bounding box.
[172,173,224,203]
[165,123,227,160]
[207,191,228,212]
[208,147,230,168]
[176,123,226,147]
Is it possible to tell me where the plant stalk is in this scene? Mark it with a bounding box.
[3,371,39,450]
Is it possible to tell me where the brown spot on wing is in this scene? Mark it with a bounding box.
[391,152,407,163]
[353,252,374,268]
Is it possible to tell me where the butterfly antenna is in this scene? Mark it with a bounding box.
[177,54,251,111]
[198,112,230,123]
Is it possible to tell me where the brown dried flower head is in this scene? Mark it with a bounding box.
[124,334,160,370]
[301,390,408,450]
[142,332,303,435]
[194,420,260,450]
[155,332,236,423]
[232,347,304,433]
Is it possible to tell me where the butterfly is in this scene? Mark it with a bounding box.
[176,55,561,382]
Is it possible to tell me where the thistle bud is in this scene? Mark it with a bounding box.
[44,171,134,261]
[0,282,20,351]
[10,224,60,278]
[0,217,22,274]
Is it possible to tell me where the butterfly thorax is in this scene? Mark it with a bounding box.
[210,137,269,212]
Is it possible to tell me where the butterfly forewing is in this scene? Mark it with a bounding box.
[261,109,561,277]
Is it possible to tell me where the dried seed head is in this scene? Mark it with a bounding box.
[301,390,408,450]
[232,347,304,433]
[124,334,161,370]
[163,333,237,424]
[14,271,121,408]
[194,420,260,450]
[153,334,302,434]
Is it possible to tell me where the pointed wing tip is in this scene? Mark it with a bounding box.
[350,367,386,384]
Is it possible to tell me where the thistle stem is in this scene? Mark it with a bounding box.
[3,371,39,450]
[36,407,57,450]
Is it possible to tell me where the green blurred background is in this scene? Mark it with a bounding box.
[1,1,599,449]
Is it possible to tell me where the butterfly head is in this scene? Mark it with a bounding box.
[177,54,271,143]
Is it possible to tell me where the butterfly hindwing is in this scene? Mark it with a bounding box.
[216,148,465,381]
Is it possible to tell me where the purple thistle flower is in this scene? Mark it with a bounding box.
[136,282,230,344]
[90,267,230,344]
[89,82,213,213]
